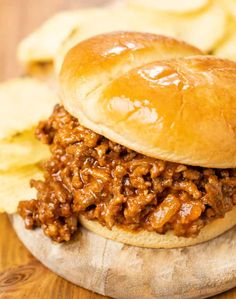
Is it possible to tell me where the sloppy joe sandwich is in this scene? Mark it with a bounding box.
[18,32,236,248]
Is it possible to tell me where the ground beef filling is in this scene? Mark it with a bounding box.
[18,105,236,242]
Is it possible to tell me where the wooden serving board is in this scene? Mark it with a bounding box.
[11,215,236,299]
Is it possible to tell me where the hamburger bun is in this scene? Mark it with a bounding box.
[60,32,236,168]
[79,206,236,248]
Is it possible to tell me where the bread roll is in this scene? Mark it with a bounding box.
[79,206,236,248]
[60,31,236,168]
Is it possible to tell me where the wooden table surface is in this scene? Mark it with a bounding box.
[0,1,235,298]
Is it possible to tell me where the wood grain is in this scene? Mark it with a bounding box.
[0,214,108,299]
[0,1,236,298]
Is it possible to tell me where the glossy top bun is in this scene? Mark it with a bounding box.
[60,32,236,168]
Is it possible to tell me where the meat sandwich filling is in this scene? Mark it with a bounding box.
[18,105,236,242]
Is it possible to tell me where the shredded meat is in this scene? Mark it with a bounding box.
[18,105,236,242]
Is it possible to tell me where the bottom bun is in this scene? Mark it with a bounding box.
[79,206,236,248]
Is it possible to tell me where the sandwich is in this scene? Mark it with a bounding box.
[18,32,236,248]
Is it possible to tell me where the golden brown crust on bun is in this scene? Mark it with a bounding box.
[79,206,236,248]
[60,32,236,168]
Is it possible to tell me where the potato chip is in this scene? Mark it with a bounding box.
[17,9,107,64]
[174,2,227,51]
[0,129,50,171]
[130,1,227,52]
[220,0,236,19]
[0,78,57,140]
[128,0,209,14]
[26,62,58,91]
[0,165,43,214]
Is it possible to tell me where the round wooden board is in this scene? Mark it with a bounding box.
[11,215,236,299]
